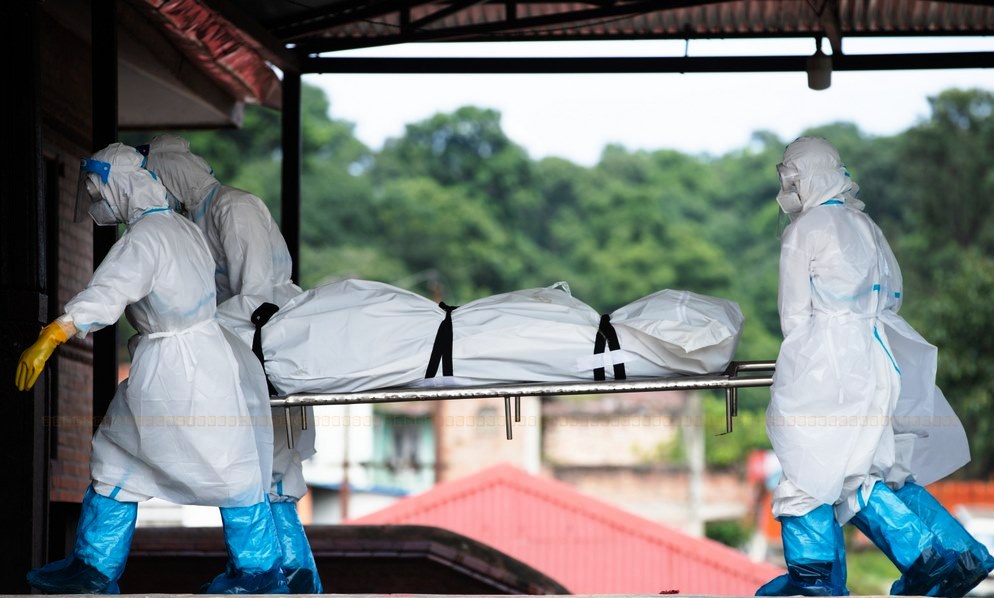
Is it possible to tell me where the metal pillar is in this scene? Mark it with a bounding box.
[0,1,50,590]
[91,0,118,428]
[281,68,302,285]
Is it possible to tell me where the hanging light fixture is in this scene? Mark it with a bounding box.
[807,35,832,90]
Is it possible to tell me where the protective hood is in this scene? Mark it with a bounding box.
[144,134,219,214]
[780,136,861,214]
[87,143,168,225]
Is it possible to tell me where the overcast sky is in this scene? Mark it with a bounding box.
[306,37,994,166]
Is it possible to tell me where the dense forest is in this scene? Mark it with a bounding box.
[126,86,994,477]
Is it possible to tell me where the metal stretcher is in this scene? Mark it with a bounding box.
[270,360,775,446]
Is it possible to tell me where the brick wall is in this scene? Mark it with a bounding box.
[42,9,94,503]
[543,412,681,467]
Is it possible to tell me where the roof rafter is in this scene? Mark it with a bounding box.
[294,0,727,54]
[409,0,491,30]
[272,0,437,40]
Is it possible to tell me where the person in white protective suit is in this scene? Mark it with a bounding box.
[143,135,322,594]
[14,143,288,594]
[758,137,993,596]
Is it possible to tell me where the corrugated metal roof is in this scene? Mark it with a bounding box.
[205,1,994,72]
[351,463,784,594]
[132,0,282,108]
[246,0,994,52]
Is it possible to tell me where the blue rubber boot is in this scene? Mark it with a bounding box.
[27,486,138,594]
[204,501,290,594]
[757,504,848,596]
[271,501,323,593]
[895,482,994,597]
[851,481,957,596]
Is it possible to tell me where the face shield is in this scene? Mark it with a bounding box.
[75,158,118,226]
[777,162,801,193]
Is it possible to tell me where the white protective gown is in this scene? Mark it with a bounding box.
[768,138,969,523]
[70,145,271,507]
[146,136,311,502]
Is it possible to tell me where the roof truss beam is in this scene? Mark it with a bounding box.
[410,0,490,30]
[270,0,437,40]
[302,51,994,73]
[293,0,725,54]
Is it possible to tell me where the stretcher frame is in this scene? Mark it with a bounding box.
[270,360,775,446]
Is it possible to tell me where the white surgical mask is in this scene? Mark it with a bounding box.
[775,162,803,217]
[776,189,802,216]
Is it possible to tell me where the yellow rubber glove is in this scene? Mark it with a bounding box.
[15,321,70,391]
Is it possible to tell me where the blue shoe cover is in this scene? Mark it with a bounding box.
[757,504,848,596]
[27,486,137,594]
[205,501,290,594]
[271,501,323,594]
[896,483,994,597]
[28,557,117,595]
[850,481,957,596]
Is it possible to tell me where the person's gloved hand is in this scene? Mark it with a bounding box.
[16,321,70,391]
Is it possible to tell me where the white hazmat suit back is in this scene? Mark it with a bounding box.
[767,137,968,523]
[144,135,300,304]
[70,143,272,507]
[146,136,311,501]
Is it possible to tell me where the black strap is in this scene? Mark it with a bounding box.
[593,313,627,381]
[251,302,280,396]
[425,302,458,379]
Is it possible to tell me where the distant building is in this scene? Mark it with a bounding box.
[436,395,543,481]
[304,402,432,523]
[541,390,751,535]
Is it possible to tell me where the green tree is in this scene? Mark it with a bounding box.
[899,89,994,251]
[370,176,537,301]
[374,106,529,190]
[704,397,771,467]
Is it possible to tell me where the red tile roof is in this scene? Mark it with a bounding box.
[351,464,783,594]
